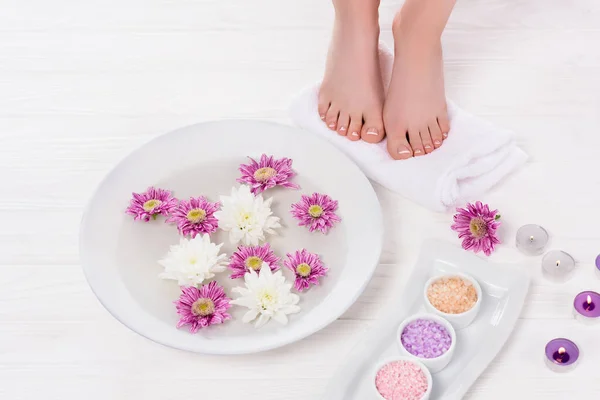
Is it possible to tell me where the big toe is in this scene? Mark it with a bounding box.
[386,130,414,160]
[361,111,385,144]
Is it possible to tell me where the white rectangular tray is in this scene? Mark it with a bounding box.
[323,240,530,400]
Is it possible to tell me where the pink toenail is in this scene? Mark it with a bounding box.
[425,144,432,150]
[339,126,346,131]
[328,123,335,128]
[434,140,441,145]
[443,132,448,138]
[320,115,325,120]
[398,148,411,155]
[351,132,359,137]
[366,128,379,136]
[415,149,423,154]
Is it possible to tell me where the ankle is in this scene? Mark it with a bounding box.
[333,0,380,25]
[392,9,443,44]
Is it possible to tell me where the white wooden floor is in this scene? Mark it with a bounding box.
[2,0,600,398]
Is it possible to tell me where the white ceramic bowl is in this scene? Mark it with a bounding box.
[396,313,456,373]
[423,272,482,330]
[372,357,433,400]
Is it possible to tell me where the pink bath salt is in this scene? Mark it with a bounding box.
[375,360,429,400]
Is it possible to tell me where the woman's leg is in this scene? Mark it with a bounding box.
[318,0,386,143]
[384,0,457,159]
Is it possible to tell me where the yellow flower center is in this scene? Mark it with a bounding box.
[189,257,197,264]
[259,290,277,310]
[308,205,323,218]
[191,298,215,317]
[143,199,162,212]
[187,208,206,223]
[469,217,487,239]
[253,167,277,182]
[245,256,263,271]
[296,263,312,278]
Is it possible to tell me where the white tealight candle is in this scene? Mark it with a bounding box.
[542,250,576,283]
[516,224,549,256]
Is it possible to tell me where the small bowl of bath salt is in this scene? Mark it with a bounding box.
[372,357,432,400]
[396,313,456,373]
[423,272,482,330]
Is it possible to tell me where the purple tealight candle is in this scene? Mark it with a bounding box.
[545,338,579,372]
[573,291,600,324]
[595,254,600,279]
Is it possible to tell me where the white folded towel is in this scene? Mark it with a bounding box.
[289,44,528,212]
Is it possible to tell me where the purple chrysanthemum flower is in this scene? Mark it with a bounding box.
[228,243,280,279]
[284,249,328,292]
[166,196,220,237]
[126,187,178,222]
[174,282,232,333]
[290,193,341,234]
[451,201,501,256]
[237,154,300,195]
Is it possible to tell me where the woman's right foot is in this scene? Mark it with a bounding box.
[318,0,385,143]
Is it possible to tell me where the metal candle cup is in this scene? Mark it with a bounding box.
[573,291,600,324]
[516,224,549,256]
[541,250,575,283]
[544,338,579,372]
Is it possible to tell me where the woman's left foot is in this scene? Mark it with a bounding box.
[383,14,450,160]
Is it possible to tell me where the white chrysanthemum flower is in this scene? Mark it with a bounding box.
[158,234,228,286]
[214,185,281,246]
[231,262,300,328]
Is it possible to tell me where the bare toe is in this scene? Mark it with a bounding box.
[348,114,362,141]
[361,112,385,143]
[337,112,350,136]
[408,129,424,156]
[429,120,443,149]
[420,127,434,154]
[387,130,413,160]
[325,105,340,131]
[317,95,330,122]
[438,113,450,139]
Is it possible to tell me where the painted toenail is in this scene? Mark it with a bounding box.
[351,132,359,137]
[398,148,411,155]
[443,132,448,138]
[339,126,346,131]
[434,140,441,145]
[320,115,325,120]
[425,144,432,150]
[328,123,335,128]
[414,149,423,154]
[366,128,379,136]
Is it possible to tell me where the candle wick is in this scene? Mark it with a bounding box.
[529,235,534,242]
[556,260,561,267]
[558,347,566,355]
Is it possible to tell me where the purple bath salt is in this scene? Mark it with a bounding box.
[401,319,452,359]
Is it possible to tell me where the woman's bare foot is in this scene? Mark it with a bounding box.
[318,0,385,143]
[383,14,450,159]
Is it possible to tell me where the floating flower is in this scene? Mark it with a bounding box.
[228,243,280,279]
[284,249,328,292]
[214,185,281,246]
[231,263,300,328]
[158,234,228,286]
[167,196,220,237]
[290,193,341,234]
[451,201,501,256]
[126,187,178,221]
[237,154,300,195]
[174,282,232,333]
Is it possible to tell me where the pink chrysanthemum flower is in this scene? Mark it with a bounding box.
[126,187,178,221]
[451,201,501,256]
[228,243,280,279]
[167,196,220,237]
[237,154,300,195]
[290,193,341,234]
[174,282,232,333]
[284,249,328,292]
